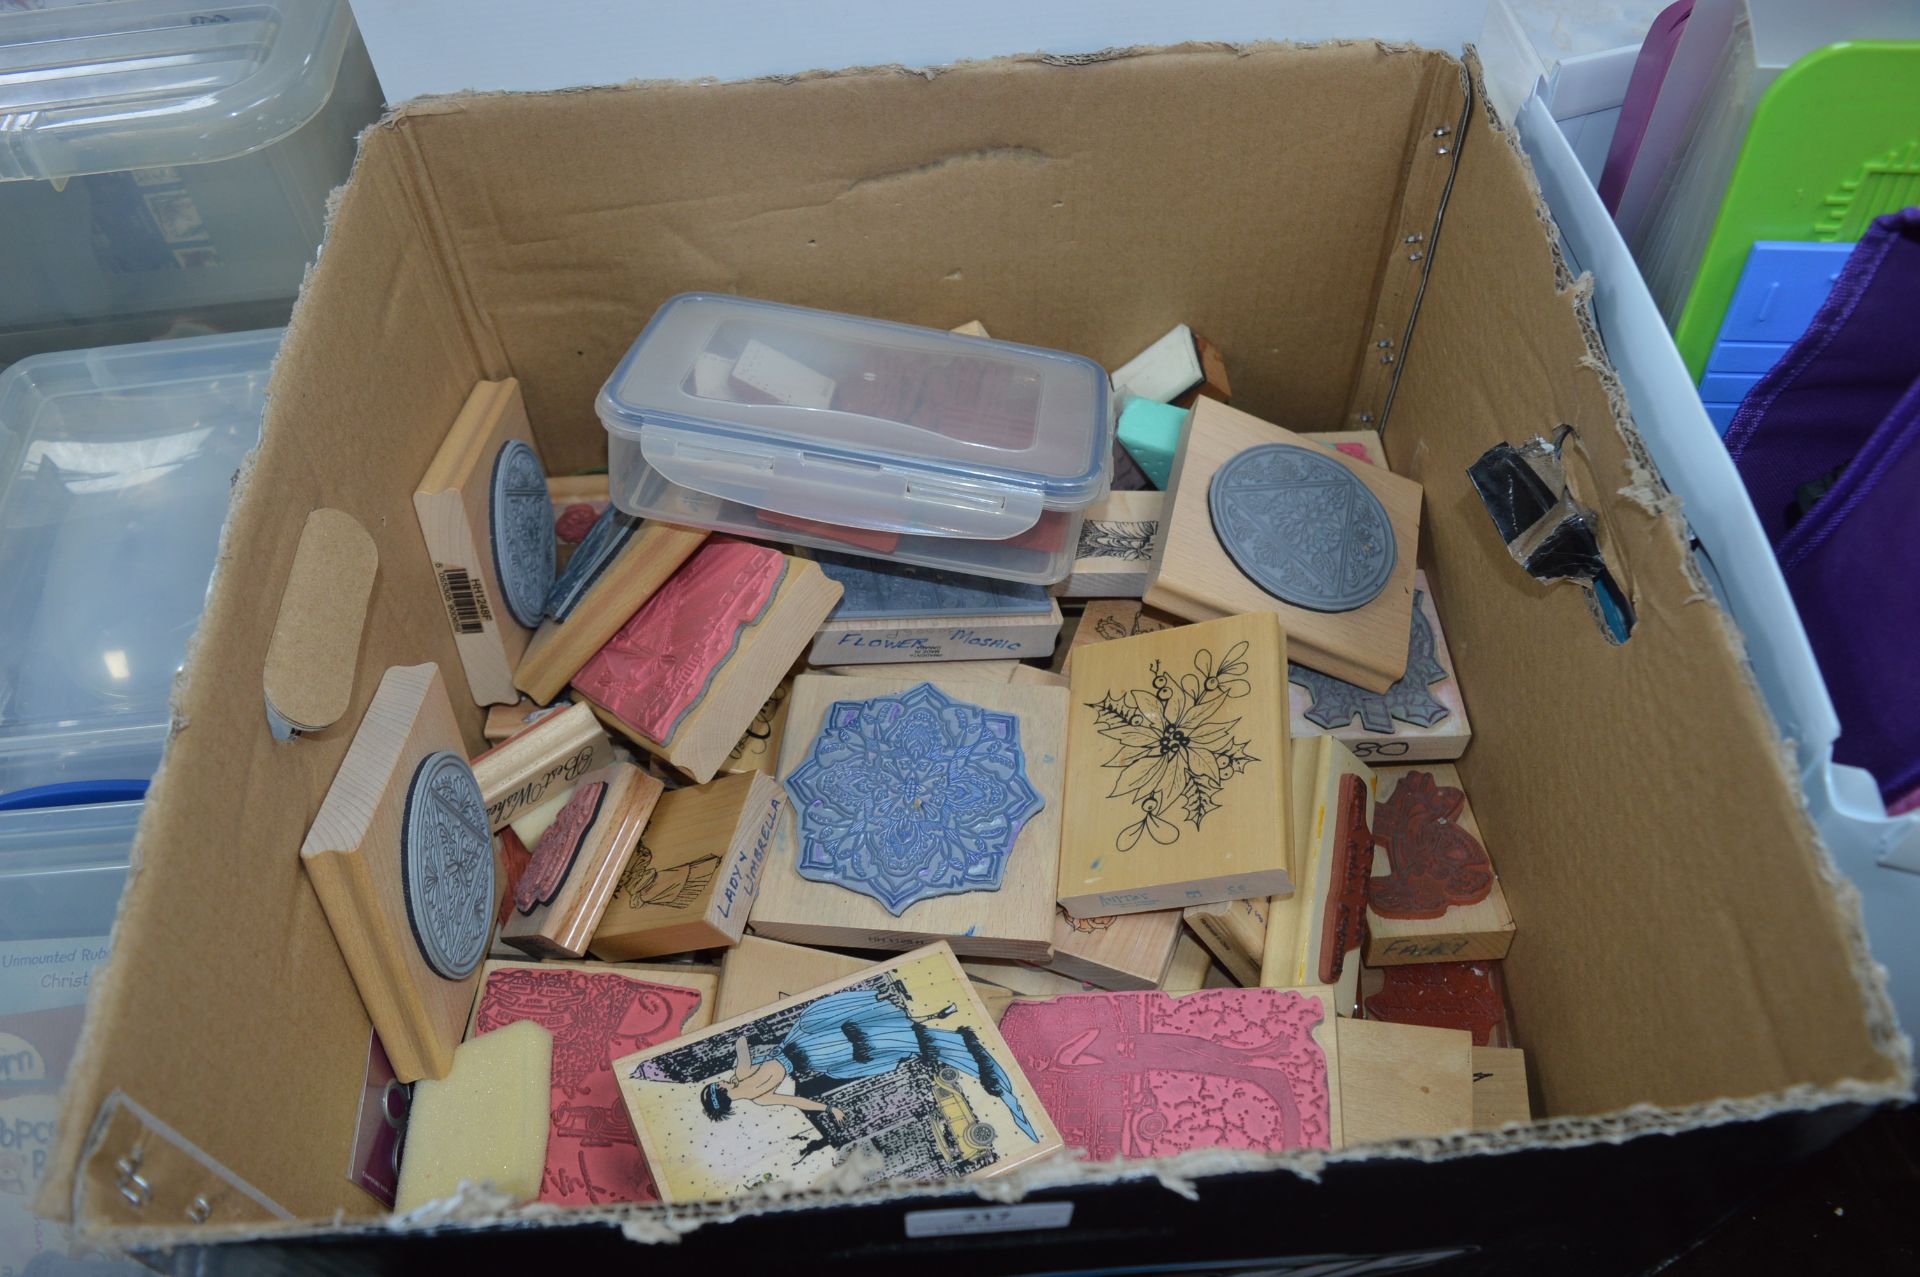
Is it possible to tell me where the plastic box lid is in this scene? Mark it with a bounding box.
[0,0,360,182]
[0,328,278,795]
[598,294,1110,542]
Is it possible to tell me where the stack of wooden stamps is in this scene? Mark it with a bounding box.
[292,325,1527,1215]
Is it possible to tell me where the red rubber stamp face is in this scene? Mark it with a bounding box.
[1369,770,1493,920]
[517,781,606,914]
[1317,772,1373,984]
[1363,960,1508,1046]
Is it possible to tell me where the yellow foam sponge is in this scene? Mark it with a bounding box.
[394,1018,552,1212]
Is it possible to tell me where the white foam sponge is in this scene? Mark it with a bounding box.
[394,1019,553,1212]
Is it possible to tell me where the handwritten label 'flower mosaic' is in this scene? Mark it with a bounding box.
[787,682,1044,915]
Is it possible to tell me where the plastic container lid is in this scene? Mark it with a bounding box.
[598,294,1110,542]
[0,328,278,795]
[0,799,138,943]
[0,0,360,182]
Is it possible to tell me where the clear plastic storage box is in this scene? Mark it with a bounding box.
[598,294,1112,582]
[0,0,382,367]
[0,328,278,797]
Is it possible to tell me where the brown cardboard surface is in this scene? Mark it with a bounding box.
[41,43,1903,1238]
[1383,69,1898,1112]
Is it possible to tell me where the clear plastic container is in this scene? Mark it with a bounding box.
[598,295,1112,582]
[0,0,383,366]
[0,329,279,796]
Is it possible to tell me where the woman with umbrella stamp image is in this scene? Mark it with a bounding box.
[615,944,1061,1201]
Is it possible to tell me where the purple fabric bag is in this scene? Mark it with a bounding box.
[1726,208,1920,806]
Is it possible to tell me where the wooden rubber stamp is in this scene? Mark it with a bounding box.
[1334,1017,1473,1145]
[588,771,785,960]
[1183,895,1268,987]
[469,701,613,832]
[1364,764,1514,965]
[1298,429,1385,468]
[414,379,554,706]
[483,696,567,743]
[720,678,792,776]
[1163,928,1233,993]
[1472,1046,1531,1129]
[514,514,708,705]
[614,943,1061,1202]
[1060,613,1292,917]
[808,552,1062,665]
[468,959,714,1205]
[1052,491,1163,600]
[1146,399,1422,693]
[818,658,1024,683]
[263,507,377,739]
[1171,334,1232,409]
[1037,905,1184,991]
[500,762,664,960]
[1266,735,1375,1018]
[572,541,842,783]
[1361,959,1514,1047]
[715,936,870,1022]
[300,663,494,1082]
[750,673,1065,959]
[999,985,1342,1157]
[1058,598,1178,675]
[1288,571,1470,764]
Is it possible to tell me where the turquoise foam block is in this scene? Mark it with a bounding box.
[1116,398,1191,489]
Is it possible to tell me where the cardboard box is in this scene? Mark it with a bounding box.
[39,42,1902,1272]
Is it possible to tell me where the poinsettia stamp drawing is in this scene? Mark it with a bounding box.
[1084,644,1259,852]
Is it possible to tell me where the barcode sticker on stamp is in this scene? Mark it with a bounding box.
[903,1203,1074,1238]
[436,563,494,635]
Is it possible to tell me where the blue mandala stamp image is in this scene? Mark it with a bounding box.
[785,682,1045,915]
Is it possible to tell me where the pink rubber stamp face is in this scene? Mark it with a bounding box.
[517,781,606,914]
[572,540,786,742]
[474,967,704,1205]
[1369,769,1492,920]
[998,988,1332,1159]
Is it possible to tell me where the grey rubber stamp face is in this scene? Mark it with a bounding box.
[489,439,555,629]
[400,750,494,980]
[1208,443,1396,612]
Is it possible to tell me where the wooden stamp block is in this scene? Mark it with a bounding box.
[1060,613,1292,917]
[950,320,990,338]
[499,762,664,960]
[1297,429,1385,468]
[1162,928,1227,993]
[1052,491,1164,600]
[714,936,869,1022]
[263,507,377,738]
[999,985,1342,1157]
[1038,906,1184,991]
[483,696,565,743]
[1009,665,1069,688]
[613,943,1061,1202]
[1171,334,1232,409]
[1265,736,1375,1018]
[818,658,1022,683]
[961,959,1101,998]
[1146,399,1423,693]
[470,701,613,832]
[1183,895,1268,987]
[719,679,792,776]
[751,673,1065,959]
[467,958,715,1205]
[1360,959,1514,1047]
[589,771,785,960]
[514,517,708,705]
[573,543,841,783]
[808,551,1063,664]
[414,379,553,706]
[300,663,493,1082]
[1335,1017,1473,1145]
[1058,598,1179,674]
[1472,1045,1531,1129]
[1289,572,1470,764]
[1364,764,1514,965]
